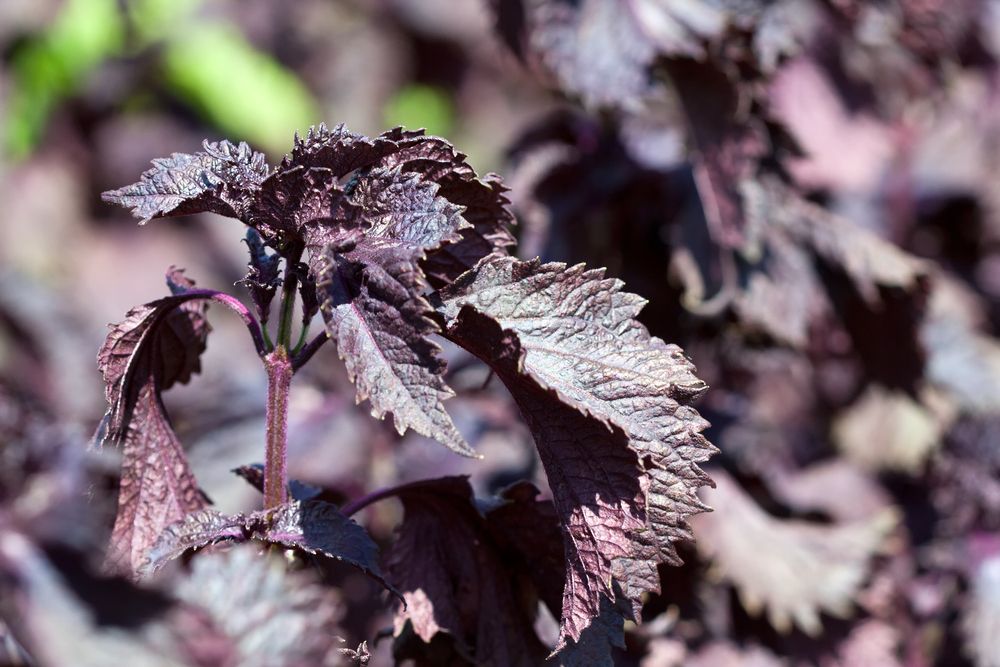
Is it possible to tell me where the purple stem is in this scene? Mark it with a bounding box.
[341,486,402,517]
[183,289,269,356]
[263,346,293,509]
[291,331,330,371]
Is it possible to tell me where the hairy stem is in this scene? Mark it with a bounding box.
[263,345,293,509]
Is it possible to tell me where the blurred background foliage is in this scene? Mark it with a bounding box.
[5,0,1000,665]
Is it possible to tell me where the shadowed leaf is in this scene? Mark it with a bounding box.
[384,477,554,666]
[318,238,472,457]
[143,500,395,597]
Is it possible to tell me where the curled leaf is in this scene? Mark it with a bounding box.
[96,269,212,577]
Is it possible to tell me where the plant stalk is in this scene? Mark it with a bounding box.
[275,245,304,348]
[263,345,293,509]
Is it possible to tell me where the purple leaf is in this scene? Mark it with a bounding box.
[96,269,213,577]
[439,257,716,648]
[384,477,559,665]
[317,239,473,457]
[101,140,269,225]
[238,229,282,326]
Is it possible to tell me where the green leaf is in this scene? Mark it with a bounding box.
[162,24,321,155]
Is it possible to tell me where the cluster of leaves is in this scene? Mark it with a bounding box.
[52,118,715,666]
[490,0,1000,664]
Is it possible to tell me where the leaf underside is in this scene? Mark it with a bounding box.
[144,499,396,597]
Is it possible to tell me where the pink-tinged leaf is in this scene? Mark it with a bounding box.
[96,269,213,578]
[318,239,473,457]
[692,470,897,635]
[439,257,716,648]
[522,0,727,109]
[143,500,395,596]
[666,58,768,248]
[833,620,902,667]
[769,58,894,193]
[384,477,554,665]
[101,140,269,225]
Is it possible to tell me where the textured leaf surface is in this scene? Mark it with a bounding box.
[96,269,212,577]
[143,500,393,595]
[439,257,715,647]
[318,239,472,457]
[692,471,896,635]
[101,140,269,224]
[384,477,554,666]
[103,124,514,277]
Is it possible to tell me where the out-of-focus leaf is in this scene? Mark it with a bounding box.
[832,386,942,473]
[931,416,1000,535]
[965,554,1000,667]
[175,546,348,666]
[439,257,715,649]
[693,470,896,635]
[161,23,321,155]
[1,538,350,667]
[520,0,728,108]
[665,58,768,248]
[833,620,902,667]
[383,84,455,138]
[766,461,892,523]
[0,534,198,667]
[686,641,787,667]
[769,58,894,194]
[922,278,1000,414]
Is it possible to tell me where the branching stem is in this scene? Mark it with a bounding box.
[291,331,329,371]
